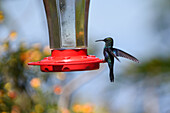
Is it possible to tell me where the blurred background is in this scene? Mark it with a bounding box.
[0,0,170,113]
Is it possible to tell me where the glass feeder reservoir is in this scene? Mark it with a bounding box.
[28,0,104,72]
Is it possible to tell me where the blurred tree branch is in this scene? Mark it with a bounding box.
[58,65,106,110]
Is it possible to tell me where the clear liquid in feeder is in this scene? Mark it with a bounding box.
[46,0,88,49]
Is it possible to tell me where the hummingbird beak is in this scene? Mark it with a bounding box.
[95,39,104,42]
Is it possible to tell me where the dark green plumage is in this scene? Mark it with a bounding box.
[96,37,139,82]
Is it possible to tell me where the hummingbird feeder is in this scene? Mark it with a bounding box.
[28,0,104,72]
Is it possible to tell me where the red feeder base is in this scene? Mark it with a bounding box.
[28,49,104,72]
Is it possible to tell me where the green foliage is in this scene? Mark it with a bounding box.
[125,57,170,83]
[0,37,56,113]
[129,57,170,75]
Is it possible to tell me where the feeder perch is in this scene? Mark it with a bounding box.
[28,0,104,72]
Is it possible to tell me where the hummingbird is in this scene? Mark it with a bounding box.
[96,37,139,82]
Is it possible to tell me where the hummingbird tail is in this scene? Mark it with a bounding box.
[110,66,114,82]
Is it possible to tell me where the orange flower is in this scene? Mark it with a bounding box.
[72,104,82,112]
[72,104,94,113]
[9,31,17,40]
[53,85,62,95]
[0,11,4,23]
[11,105,20,113]
[61,108,70,113]
[8,91,17,99]
[20,52,27,62]
[20,49,42,65]
[30,78,41,88]
[82,104,94,113]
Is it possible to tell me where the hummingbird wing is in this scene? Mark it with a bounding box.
[113,48,139,63]
[108,48,120,62]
